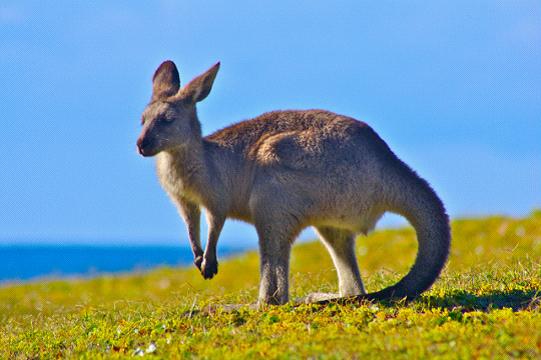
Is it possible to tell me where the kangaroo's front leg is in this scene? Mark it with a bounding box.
[177,198,203,270]
[201,211,226,279]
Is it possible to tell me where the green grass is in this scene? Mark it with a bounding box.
[2,210,541,359]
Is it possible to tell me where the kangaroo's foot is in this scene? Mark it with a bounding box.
[298,292,340,304]
[200,256,218,279]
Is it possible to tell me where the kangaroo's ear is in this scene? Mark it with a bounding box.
[181,62,220,103]
[152,60,181,101]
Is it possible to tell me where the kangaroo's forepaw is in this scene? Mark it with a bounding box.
[200,258,218,279]
[194,255,204,271]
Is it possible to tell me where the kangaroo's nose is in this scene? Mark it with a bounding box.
[136,137,148,155]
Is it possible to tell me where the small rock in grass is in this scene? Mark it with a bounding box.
[146,342,157,354]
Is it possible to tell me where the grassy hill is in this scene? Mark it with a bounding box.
[1,211,540,358]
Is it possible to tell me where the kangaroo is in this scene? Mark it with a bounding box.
[136,60,451,305]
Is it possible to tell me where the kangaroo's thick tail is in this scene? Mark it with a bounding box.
[315,163,450,306]
[363,163,451,301]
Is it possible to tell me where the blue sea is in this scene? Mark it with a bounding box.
[0,245,248,284]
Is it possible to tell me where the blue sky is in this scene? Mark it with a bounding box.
[0,1,539,245]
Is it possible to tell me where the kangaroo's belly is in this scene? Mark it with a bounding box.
[227,208,255,224]
[316,214,383,234]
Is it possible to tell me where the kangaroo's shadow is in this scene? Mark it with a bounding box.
[418,289,540,311]
[183,290,540,317]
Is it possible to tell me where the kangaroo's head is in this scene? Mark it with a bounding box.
[137,60,220,157]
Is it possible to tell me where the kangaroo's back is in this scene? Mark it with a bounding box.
[206,110,344,149]
[205,109,389,169]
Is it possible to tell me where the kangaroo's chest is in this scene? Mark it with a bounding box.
[156,155,205,205]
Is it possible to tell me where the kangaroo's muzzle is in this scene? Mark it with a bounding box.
[137,137,154,157]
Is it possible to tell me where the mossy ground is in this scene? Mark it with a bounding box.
[1,211,540,358]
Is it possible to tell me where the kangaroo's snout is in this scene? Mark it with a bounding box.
[136,136,153,157]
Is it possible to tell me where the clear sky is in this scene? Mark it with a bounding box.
[0,1,539,245]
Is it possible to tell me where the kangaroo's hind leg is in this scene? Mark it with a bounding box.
[316,226,365,297]
[255,217,298,305]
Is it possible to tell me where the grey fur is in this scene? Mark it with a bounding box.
[137,60,451,305]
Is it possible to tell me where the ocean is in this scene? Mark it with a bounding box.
[0,245,248,284]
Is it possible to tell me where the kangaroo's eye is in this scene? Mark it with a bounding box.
[160,116,174,123]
